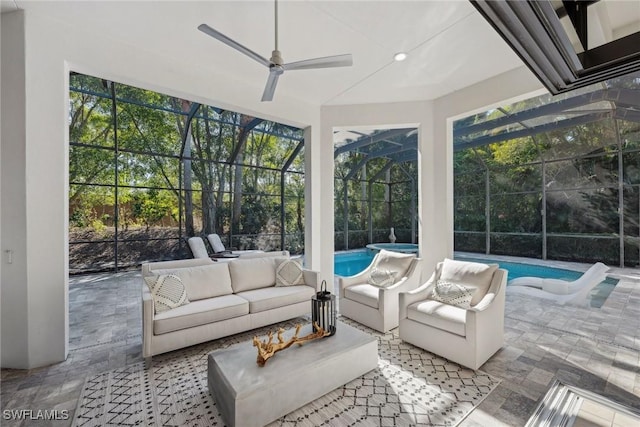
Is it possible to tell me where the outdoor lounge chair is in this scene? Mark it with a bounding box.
[507,262,609,306]
[187,236,211,259]
[206,233,263,256]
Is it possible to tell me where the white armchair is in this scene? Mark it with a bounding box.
[399,259,507,370]
[339,250,422,333]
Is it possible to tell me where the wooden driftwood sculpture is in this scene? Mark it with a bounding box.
[253,322,330,367]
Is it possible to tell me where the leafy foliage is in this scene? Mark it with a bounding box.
[69,73,304,272]
[453,75,640,266]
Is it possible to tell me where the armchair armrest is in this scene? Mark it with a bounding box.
[338,264,374,294]
[398,262,442,319]
[469,268,507,312]
[399,280,436,319]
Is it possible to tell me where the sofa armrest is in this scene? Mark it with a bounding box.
[302,269,321,292]
[142,285,155,358]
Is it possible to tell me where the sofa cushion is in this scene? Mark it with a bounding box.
[431,280,475,309]
[439,259,498,306]
[407,300,466,337]
[236,285,315,313]
[153,294,249,335]
[228,257,280,292]
[368,250,415,287]
[144,274,190,314]
[153,263,232,301]
[275,258,305,287]
[344,284,379,309]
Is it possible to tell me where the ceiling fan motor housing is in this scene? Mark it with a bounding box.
[270,49,284,66]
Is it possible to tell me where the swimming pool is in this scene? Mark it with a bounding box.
[334,250,617,307]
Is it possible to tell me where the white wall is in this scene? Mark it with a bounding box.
[1,11,29,368]
[321,101,440,285]
[0,9,320,368]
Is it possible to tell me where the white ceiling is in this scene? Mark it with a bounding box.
[1,1,633,107]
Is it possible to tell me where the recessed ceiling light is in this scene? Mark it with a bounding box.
[393,52,408,62]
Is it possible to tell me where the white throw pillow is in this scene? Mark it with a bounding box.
[274,258,305,287]
[439,258,498,306]
[431,279,474,309]
[368,250,415,288]
[144,274,190,314]
[369,267,398,288]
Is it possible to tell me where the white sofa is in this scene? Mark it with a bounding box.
[142,254,319,358]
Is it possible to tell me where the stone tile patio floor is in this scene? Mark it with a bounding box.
[1,257,639,426]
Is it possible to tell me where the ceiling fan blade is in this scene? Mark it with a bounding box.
[261,69,281,102]
[283,54,353,71]
[198,24,271,68]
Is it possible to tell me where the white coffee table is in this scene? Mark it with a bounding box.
[207,321,378,427]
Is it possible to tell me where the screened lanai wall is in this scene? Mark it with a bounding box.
[334,128,418,250]
[454,71,640,267]
[69,73,304,273]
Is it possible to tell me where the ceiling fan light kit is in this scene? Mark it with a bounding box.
[199,0,353,102]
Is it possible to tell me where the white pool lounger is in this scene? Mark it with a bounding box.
[507,262,609,306]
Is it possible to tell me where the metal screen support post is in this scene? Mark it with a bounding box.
[613,118,625,267]
[542,159,548,260]
[485,168,490,255]
[109,81,119,273]
[343,181,349,250]
[410,178,416,244]
[368,182,373,244]
[280,140,304,250]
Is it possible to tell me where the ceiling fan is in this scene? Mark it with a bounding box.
[198,0,353,102]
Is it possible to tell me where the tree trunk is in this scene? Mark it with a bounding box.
[202,114,217,234]
[180,100,195,237]
[202,186,216,234]
[183,129,194,236]
[232,115,253,233]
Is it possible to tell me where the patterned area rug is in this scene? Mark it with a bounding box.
[72,318,499,426]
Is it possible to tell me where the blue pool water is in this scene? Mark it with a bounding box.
[334,250,617,307]
[334,251,375,277]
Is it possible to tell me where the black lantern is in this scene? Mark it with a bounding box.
[311,280,336,336]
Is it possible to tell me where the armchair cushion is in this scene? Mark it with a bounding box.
[431,280,474,309]
[144,274,190,314]
[368,250,415,288]
[407,300,466,337]
[440,258,498,305]
[274,258,305,287]
[344,284,379,309]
